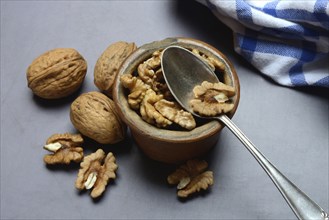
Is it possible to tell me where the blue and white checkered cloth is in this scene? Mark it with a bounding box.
[196,0,329,87]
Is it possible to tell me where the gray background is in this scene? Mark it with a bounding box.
[1,1,328,219]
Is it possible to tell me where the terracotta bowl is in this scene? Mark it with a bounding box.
[113,37,240,163]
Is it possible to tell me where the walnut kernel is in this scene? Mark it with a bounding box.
[190,81,235,116]
[154,99,196,130]
[120,74,150,110]
[43,133,84,165]
[137,50,162,85]
[140,89,172,128]
[167,159,213,198]
[75,149,118,199]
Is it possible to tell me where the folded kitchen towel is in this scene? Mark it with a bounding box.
[196,0,329,87]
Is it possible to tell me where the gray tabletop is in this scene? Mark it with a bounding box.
[1,1,328,219]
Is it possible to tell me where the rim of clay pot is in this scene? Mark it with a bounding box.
[113,37,240,143]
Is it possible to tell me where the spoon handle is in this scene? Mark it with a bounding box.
[218,114,328,220]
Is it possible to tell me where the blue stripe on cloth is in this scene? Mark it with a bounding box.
[314,0,329,30]
[314,75,329,87]
[289,42,318,86]
[275,9,323,22]
[289,62,308,86]
[263,0,280,16]
[236,0,253,22]
[236,31,258,62]
[245,36,301,59]
[248,0,329,28]
[260,25,320,40]
[239,30,321,62]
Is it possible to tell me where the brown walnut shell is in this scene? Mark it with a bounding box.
[70,91,126,144]
[26,48,87,99]
[94,41,137,97]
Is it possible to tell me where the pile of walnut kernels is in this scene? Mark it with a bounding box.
[26,41,235,199]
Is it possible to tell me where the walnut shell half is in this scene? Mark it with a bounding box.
[27,48,87,99]
[70,91,126,144]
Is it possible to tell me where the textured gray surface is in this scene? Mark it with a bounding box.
[1,1,328,219]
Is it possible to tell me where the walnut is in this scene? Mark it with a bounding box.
[152,69,174,100]
[137,50,162,85]
[26,48,87,99]
[70,91,126,144]
[120,74,150,110]
[167,159,214,198]
[190,81,235,116]
[140,89,172,128]
[191,49,225,72]
[43,133,84,165]
[94,41,137,97]
[154,99,196,130]
[75,149,118,199]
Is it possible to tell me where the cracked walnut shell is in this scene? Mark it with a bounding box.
[94,41,137,97]
[27,48,87,99]
[75,149,118,199]
[167,159,214,198]
[43,133,84,165]
[70,91,126,144]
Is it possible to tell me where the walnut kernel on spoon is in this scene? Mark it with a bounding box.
[190,81,236,117]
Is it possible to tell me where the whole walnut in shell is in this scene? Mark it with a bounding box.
[94,41,137,97]
[70,91,126,144]
[26,48,87,99]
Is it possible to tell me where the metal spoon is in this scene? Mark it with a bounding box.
[161,45,328,220]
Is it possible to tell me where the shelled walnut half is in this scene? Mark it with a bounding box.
[75,149,118,199]
[43,133,84,165]
[190,81,236,117]
[167,159,214,198]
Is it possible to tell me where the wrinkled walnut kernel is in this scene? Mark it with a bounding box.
[121,47,230,130]
[154,99,196,130]
[177,171,213,198]
[120,74,150,110]
[190,81,235,116]
[140,89,172,128]
[138,50,162,85]
[43,133,84,165]
[167,159,213,198]
[191,49,225,72]
[75,149,118,199]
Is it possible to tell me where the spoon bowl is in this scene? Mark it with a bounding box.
[161,45,328,220]
[161,46,220,117]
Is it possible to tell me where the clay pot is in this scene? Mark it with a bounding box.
[113,37,240,163]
